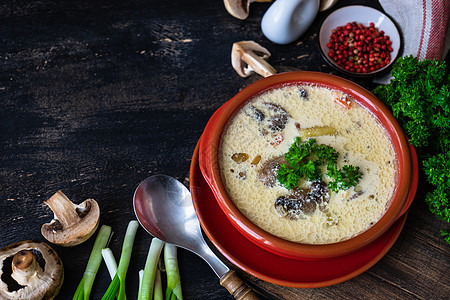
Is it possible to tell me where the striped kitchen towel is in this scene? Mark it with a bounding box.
[374,0,449,83]
[379,0,449,60]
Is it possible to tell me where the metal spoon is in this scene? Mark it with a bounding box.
[133,175,259,300]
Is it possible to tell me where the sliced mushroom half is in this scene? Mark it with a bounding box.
[231,41,277,78]
[0,240,63,300]
[41,190,100,247]
[224,0,272,20]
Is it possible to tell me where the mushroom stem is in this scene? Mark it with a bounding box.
[44,190,80,227]
[11,250,42,285]
[242,50,277,77]
[231,41,277,78]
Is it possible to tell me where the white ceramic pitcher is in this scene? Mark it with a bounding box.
[261,0,320,44]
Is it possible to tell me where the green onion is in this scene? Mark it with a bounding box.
[73,277,84,300]
[73,225,113,300]
[101,248,118,279]
[102,275,120,300]
[102,248,128,300]
[153,268,163,300]
[138,269,144,288]
[137,238,165,300]
[102,220,139,300]
[164,243,183,300]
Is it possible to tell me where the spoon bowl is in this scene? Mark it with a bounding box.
[133,175,259,299]
[133,175,199,249]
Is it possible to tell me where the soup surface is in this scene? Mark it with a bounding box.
[219,85,397,244]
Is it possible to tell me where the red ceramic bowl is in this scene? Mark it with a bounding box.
[199,71,417,260]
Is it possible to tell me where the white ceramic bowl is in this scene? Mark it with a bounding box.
[318,5,402,77]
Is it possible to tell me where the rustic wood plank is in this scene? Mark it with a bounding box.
[1,0,449,299]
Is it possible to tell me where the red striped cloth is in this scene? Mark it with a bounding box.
[379,0,450,60]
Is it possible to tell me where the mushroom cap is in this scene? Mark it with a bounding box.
[41,191,100,247]
[0,240,64,300]
[231,40,276,78]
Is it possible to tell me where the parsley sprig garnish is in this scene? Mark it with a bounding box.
[277,137,362,192]
[373,55,450,243]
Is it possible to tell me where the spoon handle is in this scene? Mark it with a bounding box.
[219,270,259,300]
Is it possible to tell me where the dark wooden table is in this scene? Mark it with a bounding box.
[1,0,449,299]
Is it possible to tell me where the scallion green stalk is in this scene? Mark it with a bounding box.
[73,277,84,300]
[102,220,139,300]
[137,238,165,300]
[102,274,120,300]
[102,248,127,300]
[73,225,113,300]
[164,243,183,300]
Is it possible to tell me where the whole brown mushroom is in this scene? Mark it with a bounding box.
[0,240,64,300]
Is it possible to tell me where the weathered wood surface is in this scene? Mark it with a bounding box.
[0,0,449,299]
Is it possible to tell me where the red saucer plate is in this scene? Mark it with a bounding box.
[190,140,409,288]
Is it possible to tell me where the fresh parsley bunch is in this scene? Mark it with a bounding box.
[373,55,450,243]
[277,137,362,192]
[374,55,450,149]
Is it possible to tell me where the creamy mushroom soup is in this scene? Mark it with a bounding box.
[219,85,397,244]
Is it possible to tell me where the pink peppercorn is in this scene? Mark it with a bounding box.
[327,22,393,74]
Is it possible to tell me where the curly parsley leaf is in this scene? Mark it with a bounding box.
[373,55,450,243]
[425,186,450,222]
[314,143,339,165]
[423,153,450,222]
[441,230,450,244]
[284,138,314,166]
[277,137,362,192]
[277,163,300,190]
[327,165,362,192]
[373,55,450,149]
